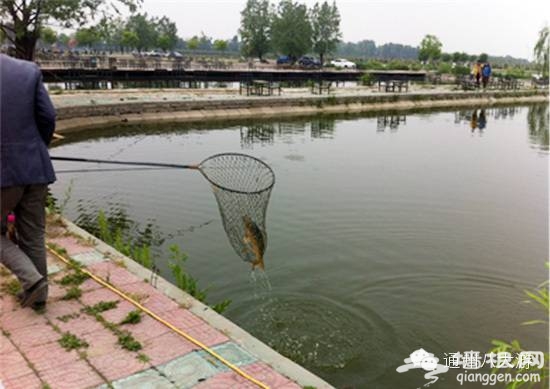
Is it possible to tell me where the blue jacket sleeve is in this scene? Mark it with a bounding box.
[34,67,56,145]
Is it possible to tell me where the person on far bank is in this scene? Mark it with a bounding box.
[0,53,57,310]
[472,62,482,88]
[482,63,492,89]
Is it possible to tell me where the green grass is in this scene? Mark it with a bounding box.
[57,271,89,286]
[83,301,119,315]
[120,310,142,325]
[117,331,142,351]
[1,278,22,296]
[61,286,82,300]
[56,313,80,323]
[58,332,89,350]
[136,353,150,363]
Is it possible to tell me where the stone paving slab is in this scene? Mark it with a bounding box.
[0,219,333,389]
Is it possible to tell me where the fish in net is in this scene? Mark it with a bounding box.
[51,153,275,269]
[198,153,275,269]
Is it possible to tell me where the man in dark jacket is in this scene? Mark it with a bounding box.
[0,54,56,309]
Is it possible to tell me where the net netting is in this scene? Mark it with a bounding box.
[198,153,275,266]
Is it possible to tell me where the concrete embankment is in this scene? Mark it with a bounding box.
[55,89,548,133]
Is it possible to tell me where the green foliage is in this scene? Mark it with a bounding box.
[239,0,272,60]
[93,210,155,270]
[187,36,200,50]
[311,1,342,65]
[213,39,228,52]
[156,16,178,51]
[59,332,89,350]
[83,301,119,315]
[437,62,452,74]
[271,0,312,59]
[356,59,385,70]
[120,310,142,325]
[56,313,80,323]
[478,52,489,62]
[136,353,150,363]
[117,331,142,351]
[58,270,89,286]
[211,299,233,314]
[62,286,82,300]
[78,208,230,314]
[489,263,549,389]
[452,65,470,76]
[496,67,529,79]
[418,34,442,62]
[387,59,410,70]
[125,13,158,51]
[75,27,100,48]
[0,0,140,59]
[360,73,373,85]
[121,30,139,50]
[534,26,549,78]
[169,244,208,303]
[1,278,22,296]
[40,27,57,45]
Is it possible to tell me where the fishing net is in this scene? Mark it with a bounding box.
[198,153,275,266]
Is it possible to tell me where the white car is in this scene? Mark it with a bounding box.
[330,58,356,69]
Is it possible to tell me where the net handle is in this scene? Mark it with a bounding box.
[51,156,199,170]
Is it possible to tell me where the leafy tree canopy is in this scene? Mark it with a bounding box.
[271,0,312,59]
[418,34,442,62]
[239,0,271,60]
[311,0,341,65]
[0,0,141,59]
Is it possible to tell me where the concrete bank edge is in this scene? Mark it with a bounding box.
[59,216,335,389]
[55,91,549,133]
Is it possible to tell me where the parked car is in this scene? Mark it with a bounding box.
[146,50,164,58]
[330,58,356,69]
[165,51,183,58]
[298,56,321,68]
[276,55,293,65]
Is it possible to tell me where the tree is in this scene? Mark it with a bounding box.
[478,52,488,62]
[534,26,549,78]
[440,52,451,62]
[187,36,200,50]
[213,39,228,52]
[126,13,157,51]
[228,35,240,52]
[271,0,312,59]
[96,17,125,51]
[0,0,140,60]
[156,16,178,51]
[58,33,70,47]
[40,26,57,46]
[239,0,271,60]
[418,34,442,63]
[311,1,341,65]
[120,30,139,50]
[75,27,100,48]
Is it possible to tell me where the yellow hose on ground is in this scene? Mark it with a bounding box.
[47,245,270,389]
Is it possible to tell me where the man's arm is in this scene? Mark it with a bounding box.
[34,67,56,145]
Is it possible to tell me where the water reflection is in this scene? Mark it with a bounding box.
[240,118,336,148]
[454,106,520,125]
[527,104,549,151]
[377,114,407,132]
[469,109,487,134]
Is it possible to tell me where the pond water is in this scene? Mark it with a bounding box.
[50,104,548,389]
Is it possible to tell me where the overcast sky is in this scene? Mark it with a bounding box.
[140,0,548,59]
